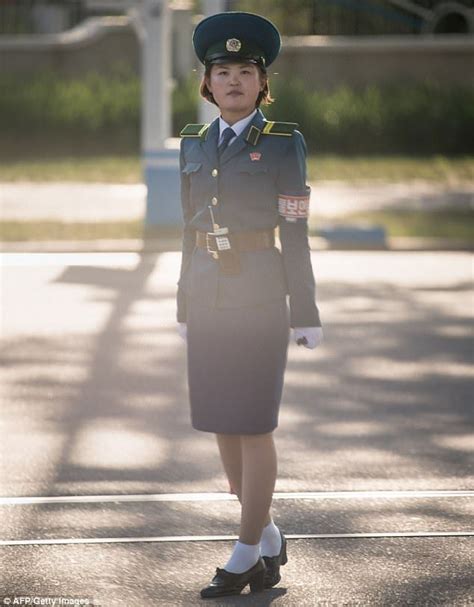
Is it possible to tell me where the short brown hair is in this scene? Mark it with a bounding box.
[199,63,274,108]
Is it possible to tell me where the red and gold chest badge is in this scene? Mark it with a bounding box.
[249,152,262,161]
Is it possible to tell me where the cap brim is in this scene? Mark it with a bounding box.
[205,57,260,65]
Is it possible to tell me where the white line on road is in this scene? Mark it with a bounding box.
[1,531,472,547]
[0,490,473,506]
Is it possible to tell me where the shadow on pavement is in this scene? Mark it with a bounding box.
[1,250,472,604]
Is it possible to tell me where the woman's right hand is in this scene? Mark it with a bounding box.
[177,323,187,341]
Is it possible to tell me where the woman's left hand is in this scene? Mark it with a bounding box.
[177,322,187,341]
[293,327,323,349]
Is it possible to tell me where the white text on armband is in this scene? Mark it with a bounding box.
[278,193,310,222]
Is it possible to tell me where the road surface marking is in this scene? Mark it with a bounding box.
[1,531,472,547]
[0,490,473,506]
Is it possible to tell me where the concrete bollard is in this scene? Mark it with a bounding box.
[318,224,387,249]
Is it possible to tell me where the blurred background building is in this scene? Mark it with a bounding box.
[1,0,473,35]
[1,0,472,158]
[0,1,472,239]
[1,0,473,88]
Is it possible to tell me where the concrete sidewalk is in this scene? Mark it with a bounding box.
[1,180,473,221]
[2,179,472,253]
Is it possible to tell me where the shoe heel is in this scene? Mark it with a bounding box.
[249,568,265,593]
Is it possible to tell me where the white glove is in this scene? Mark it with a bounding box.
[177,323,187,341]
[293,327,323,349]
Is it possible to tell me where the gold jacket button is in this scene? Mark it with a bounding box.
[211,169,218,177]
[211,197,218,206]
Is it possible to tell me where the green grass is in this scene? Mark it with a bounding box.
[307,155,474,183]
[0,220,143,241]
[0,156,143,183]
[1,210,472,242]
[2,71,472,154]
[1,153,472,243]
[1,155,473,183]
[310,209,474,240]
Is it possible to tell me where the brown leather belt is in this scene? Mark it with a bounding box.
[196,229,275,252]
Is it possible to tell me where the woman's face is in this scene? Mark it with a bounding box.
[206,62,264,120]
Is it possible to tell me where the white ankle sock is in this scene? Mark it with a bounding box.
[260,520,282,557]
[223,540,260,574]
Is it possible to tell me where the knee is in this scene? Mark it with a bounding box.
[216,432,241,441]
[240,431,274,446]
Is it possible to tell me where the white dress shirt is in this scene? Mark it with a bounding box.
[218,109,257,147]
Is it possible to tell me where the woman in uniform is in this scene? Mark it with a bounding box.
[176,11,323,599]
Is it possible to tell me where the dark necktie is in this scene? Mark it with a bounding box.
[218,127,236,158]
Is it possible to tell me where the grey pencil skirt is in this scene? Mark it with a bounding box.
[186,297,290,435]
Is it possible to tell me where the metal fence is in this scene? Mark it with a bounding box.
[314,0,422,35]
[229,0,474,35]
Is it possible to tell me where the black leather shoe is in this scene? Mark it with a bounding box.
[200,557,266,598]
[262,529,288,588]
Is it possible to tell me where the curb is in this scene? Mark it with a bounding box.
[0,237,472,253]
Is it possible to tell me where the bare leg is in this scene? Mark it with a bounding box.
[239,432,277,545]
[215,433,243,502]
[215,433,273,527]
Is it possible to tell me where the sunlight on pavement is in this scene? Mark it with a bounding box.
[316,421,388,437]
[433,434,474,453]
[284,370,333,388]
[0,252,143,267]
[350,357,474,381]
[315,251,472,286]
[70,418,168,469]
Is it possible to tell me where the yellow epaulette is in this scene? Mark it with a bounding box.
[261,121,298,137]
[180,123,210,139]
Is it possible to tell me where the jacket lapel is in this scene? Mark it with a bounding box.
[200,117,219,167]
[219,109,266,166]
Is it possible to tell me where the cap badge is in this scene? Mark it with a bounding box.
[250,152,261,161]
[226,38,242,53]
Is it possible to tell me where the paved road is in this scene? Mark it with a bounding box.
[1,180,472,221]
[0,251,473,606]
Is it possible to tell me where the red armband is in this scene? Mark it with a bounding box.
[278,190,311,222]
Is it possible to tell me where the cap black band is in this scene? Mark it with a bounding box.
[204,53,265,67]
